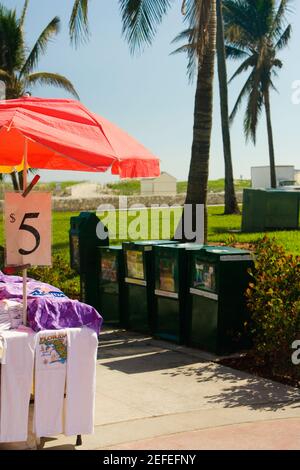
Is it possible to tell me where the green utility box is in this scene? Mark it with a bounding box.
[69,212,109,307]
[123,240,177,334]
[242,188,300,232]
[187,246,254,355]
[97,246,125,327]
[153,243,200,344]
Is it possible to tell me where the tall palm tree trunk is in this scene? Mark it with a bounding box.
[264,89,276,188]
[183,0,217,243]
[216,0,239,214]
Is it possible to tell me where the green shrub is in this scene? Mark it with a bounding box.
[28,254,80,299]
[246,237,300,374]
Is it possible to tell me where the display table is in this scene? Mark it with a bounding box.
[0,326,98,450]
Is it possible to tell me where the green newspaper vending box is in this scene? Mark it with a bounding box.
[153,243,196,344]
[187,246,254,354]
[69,212,108,307]
[123,240,176,334]
[97,245,125,326]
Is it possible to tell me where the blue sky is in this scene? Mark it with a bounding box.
[2,0,300,183]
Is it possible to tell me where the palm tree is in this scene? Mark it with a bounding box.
[223,0,292,189]
[216,0,239,214]
[70,0,216,242]
[0,0,79,190]
[173,0,240,215]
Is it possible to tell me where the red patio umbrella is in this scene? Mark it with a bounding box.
[0,96,161,323]
[0,97,160,178]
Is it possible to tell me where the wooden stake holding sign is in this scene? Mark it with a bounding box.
[23,140,28,325]
[4,140,52,325]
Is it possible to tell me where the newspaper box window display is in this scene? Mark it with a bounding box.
[0,96,160,448]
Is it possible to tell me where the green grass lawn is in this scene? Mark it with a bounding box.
[106,180,141,195]
[0,206,299,260]
[0,180,83,198]
[1,177,250,197]
[207,206,300,255]
[106,178,251,195]
[177,179,251,194]
[0,206,297,296]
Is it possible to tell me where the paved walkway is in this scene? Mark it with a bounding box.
[108,419,300,450]
[14,329,300,450]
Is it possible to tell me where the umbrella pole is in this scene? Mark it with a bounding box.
[22,139,28,326]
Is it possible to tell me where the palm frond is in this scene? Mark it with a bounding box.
[0,68,11,80]
[0,6,25,71]
[273,58,283,68]
[270,0,292,41]
[119,0,173,54]
[275,24,292,51]
[228,54,256,84]
[243,73,263,143]
[26,72,79,99]
[269,78,278,93]
[171,28,197,81]
[229,71,253,123]
[171,27,194,45]
[170,0,214,80]
[19,16,60,77]
[223,0,257,46]
[225,44,249,60]
[19,0,29,30]
[183,0,212,63]
[69,0,89,47]
[171,43,197,82]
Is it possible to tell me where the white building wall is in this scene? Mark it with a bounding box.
[251,166,295,189]
[141,180,154,195]
[295,170,300,185]
[140,173,177,195]
[153,180,176,195]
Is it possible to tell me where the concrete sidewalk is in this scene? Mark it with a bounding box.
[42,328,300,450]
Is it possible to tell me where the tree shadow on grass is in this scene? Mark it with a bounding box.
[52,241,69,251]
[209,227,240,234]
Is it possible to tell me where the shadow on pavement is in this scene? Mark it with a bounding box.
[37,436,76,451]
[101,349,201,374]
[98,330,162,360]
[98,329,300,412]
[163,362,300,412]
[98,341,163,360]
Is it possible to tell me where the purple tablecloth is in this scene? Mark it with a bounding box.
[0,272,103,335]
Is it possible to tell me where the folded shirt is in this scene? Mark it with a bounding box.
[0,275,64,301]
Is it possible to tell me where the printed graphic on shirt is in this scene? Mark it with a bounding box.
[30,287,66,298]
[39,333,67,365]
